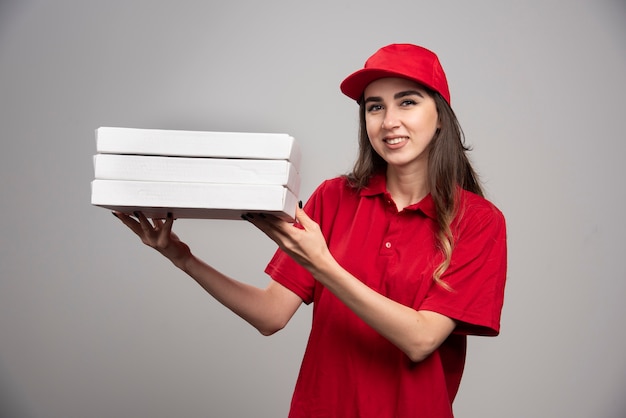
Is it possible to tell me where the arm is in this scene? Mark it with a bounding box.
[246,208,456,362]
[113,211,302,336]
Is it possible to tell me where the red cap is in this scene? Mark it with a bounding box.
[340,44,451,105]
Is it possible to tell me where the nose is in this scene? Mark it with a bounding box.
[381,109,399,130]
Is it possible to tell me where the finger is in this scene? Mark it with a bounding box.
[156,212,175,246]
[113,211,144,236]
[151,218,163,230]
[294,206,315,230]
[134,211,154,233]
[162,212,175,235]
[244,213,293,243]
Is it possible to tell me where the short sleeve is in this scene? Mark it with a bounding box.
[419,198,507,336]
[264,180,336,304]
[265,248,315,304]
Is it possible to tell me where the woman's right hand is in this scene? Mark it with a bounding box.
[112,211,192,269]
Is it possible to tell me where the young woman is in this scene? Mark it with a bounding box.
[114,43,507,418]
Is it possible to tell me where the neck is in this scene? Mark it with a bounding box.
[385,165,430,209]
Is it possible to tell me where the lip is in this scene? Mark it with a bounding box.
[383,136,409,147]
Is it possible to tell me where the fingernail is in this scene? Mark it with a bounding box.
[298,200,303,209]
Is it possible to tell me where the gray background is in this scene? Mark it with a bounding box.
[1,1,625,417]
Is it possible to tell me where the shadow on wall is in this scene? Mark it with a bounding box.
[0,360,33,418]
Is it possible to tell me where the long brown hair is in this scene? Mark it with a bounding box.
[345,89,483,288]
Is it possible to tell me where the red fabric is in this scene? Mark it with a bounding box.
[265,174,507,418]
[340,43,451,104]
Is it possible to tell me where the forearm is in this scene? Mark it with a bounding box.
[176,253,298,336]
[310,254,455,362]
[113,211,299,334]
[242,207,454,357]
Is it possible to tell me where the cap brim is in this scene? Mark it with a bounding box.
[340,67,451,105]
[340,68,411,102]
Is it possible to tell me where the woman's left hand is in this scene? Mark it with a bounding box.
[247,205,456,362]
[243,206,330,273]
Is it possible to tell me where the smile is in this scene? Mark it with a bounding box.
[384,136,408,145]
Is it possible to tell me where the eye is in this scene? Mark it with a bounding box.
[366,104,383,112]
[400,99,417,107]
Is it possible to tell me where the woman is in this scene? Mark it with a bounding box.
[114,43,507,418]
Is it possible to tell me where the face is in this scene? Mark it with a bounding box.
[363,77,440,172]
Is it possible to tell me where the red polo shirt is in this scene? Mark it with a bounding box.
[265,173,507,418]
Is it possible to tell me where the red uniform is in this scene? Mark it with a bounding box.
[265,173,507,418]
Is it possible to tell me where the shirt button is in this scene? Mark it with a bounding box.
[385,242,391,249]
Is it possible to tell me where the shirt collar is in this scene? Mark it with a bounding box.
[359,172,437,220]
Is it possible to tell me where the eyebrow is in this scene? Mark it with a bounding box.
[363,90,425,104]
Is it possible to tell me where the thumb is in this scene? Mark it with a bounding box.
[294,204,314,229]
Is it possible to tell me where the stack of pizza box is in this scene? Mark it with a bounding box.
[91,127,301,221]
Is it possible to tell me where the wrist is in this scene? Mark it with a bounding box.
[309,251,340,283]
[170,248,194,272]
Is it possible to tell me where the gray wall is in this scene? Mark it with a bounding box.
[1,1,625,417]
